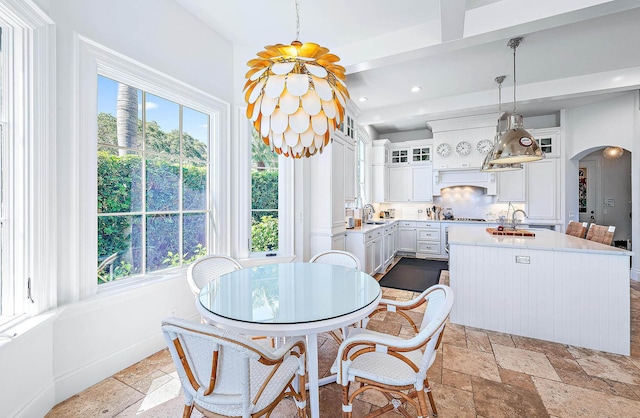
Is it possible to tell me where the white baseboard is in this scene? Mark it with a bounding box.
[631,268,640,282]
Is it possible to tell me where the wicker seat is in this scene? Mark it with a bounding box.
[309,250,361,270]
[186,254,243,296]
[162,317,307,418]
[585,223,615,246]
[332,285,453,418]
[566,221,588,238]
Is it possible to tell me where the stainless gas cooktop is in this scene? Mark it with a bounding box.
[450,218,487,222]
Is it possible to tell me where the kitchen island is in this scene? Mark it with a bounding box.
[448,225,633,355]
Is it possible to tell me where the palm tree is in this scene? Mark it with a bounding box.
[251,129,277,170]
[116,83,138,155]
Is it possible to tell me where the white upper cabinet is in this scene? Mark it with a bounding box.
[530,127,561,158]
[497,169,526,202]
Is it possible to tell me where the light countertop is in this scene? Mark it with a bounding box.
[448,224,632,256]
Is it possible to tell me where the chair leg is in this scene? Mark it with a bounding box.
[424,378,438,417]
[297,372,307,417]
[182,404,194,418]
[342,382,352,418]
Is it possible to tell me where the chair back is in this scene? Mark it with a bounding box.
[309,250,361,270]
[187,254,243,296]
[566,221,588,238]
[414,285,454,377]
[161,317,303,416]
[585,224,615,246]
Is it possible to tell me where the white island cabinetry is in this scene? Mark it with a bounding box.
[448,225,632,355]
[346,224,387,276]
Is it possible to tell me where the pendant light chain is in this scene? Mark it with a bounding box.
[295,0,301,41]
[495,75,505,112]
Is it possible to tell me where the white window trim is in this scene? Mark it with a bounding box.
[76,35,230,299]
[0,0,55,327]
[235,108,294,259]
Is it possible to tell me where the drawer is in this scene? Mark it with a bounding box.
[417,228,440,241]
[398,221,416,227]
[364,229,384,243]
[416,222,438,228]
[416,242,440,253]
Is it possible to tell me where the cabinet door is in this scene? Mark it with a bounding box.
[371,164,388,203]
[374,238,383,273]
[365,240,376,275]
[388,166,411,201]
[526,159,558,219]
[397,228,417,252]
[331,139,346,228]
[411,166,433,202]
[344,142,355,201]
[332,234,346,251]
[497,169,526,202]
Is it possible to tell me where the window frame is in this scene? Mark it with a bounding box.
[77,36,230,298]
[0,1,55,327]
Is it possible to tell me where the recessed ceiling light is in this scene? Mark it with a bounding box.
[358,97,368,102]
[411,86,422,93]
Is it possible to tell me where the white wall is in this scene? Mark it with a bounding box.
[1,1,234,416]
[563,92,639,279]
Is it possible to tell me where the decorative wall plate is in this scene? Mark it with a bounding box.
[436,143,451,157]
[456,141,472,156]
[477,139,494,154]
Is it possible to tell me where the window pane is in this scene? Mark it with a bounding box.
[145,93,179,155]
[146,155,180,212]
[183,159,206,210]
[183,107,208,162]
[146,214,179,272]
[183,212,206,263]
[97,76,142,149]
[97,215,143,282]
[251,127,279,252]
[97,147,143,213]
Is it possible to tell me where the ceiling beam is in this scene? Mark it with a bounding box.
[440,0,466,42]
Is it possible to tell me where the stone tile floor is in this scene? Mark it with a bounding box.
[47,266,640,418]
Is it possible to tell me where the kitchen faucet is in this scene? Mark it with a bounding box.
[511,209,527,230]
[363,204,375,221]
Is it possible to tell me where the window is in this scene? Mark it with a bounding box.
[250,128,279,253]
[0,3,54,323]
[96,76,210,283]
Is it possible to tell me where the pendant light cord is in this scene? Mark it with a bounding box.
[295,0,301,41]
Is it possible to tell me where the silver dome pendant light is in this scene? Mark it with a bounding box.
[481,75,523,172]
[488,37,544,164]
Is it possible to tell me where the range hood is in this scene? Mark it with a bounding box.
[433,168,497,196]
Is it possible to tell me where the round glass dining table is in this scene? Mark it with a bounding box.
[196,262,381,418]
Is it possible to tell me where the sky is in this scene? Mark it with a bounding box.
[97,75,209,145]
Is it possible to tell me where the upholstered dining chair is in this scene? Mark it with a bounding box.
[585,223,616,246]
[162,317,307,418]
[309,250,361,270]
[310,250,362,343]
[332,284,454,418]
[186,254,243,296]
[565,221,588,238]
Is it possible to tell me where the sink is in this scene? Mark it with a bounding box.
[365,221,387,225]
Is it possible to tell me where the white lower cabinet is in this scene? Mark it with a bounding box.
[347,226,385,276]
[416,222,443,258]
[396,221,417,252]
[383,224,396,270]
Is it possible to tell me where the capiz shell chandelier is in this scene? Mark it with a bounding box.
[244,40,349,158]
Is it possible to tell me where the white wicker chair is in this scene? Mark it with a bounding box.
[309,250,361,343]
[186,254,243,296]
[162,317,307,418]
[332,284,454,418]
[309,250,361,270]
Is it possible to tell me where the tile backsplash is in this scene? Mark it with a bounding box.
[375,186,524,221]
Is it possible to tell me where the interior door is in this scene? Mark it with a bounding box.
[578,160,598,224]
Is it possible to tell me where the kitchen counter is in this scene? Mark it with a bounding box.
[448,225,632,256]
[448,225,632,355]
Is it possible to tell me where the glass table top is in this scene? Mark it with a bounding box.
[198,263,381,324]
